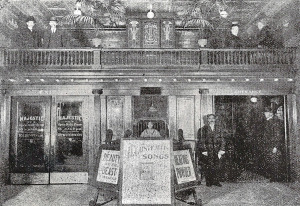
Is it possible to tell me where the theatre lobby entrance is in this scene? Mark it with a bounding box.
[9,96,89,184]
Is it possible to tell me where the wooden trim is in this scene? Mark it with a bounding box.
[169,96,176,139]
[287,94,300,181]
[88,95,95,182]
[100,95,107,144]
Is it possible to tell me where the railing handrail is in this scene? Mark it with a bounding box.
[1,47,297,67]
[6,48,95,52]
[101,47,297,52]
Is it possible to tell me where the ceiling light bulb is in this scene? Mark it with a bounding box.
[74,9,82,16]
[250,97,258,103]
[220,10,228,18]
[147,10,154,19]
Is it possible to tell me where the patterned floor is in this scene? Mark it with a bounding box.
[1,182,300,206]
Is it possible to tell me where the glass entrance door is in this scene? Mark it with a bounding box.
[10,96,51,184]
[50,96,89,183]
[10,96,89,184]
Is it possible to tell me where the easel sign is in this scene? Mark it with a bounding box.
[92,144,120,191]
[119,139,174,206]
[174,149,197,185]
[173,144,200,191]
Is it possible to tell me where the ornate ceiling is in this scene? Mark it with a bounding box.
[0,0,298,41]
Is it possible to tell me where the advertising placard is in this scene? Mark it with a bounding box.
[96,150,120,185]
[120,139,173,205]
[173,149,197,184]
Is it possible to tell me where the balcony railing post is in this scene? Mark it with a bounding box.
[94,50,101,67]
[200,49,208,65]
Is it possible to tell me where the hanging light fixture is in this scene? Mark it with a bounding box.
[74,1,82,16]
[147,4,155,19]
[219,10,228,18]
[148,96,158,113]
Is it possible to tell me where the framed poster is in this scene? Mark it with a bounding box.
[120,139,174,205]
[92,144,120,191]
[173,144,200,191]
[173,150,196,184]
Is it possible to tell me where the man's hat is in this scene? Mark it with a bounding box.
[26,16,36,23]
[49,16,58,22]
[207,114,216,118]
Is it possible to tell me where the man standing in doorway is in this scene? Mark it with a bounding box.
[197,114,225,187]
[262,106,284,182]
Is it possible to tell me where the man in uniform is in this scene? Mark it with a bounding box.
[197,114,225,187]
[225,22,244,49]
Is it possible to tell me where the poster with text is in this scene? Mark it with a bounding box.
[121,140,172,205]
[96,150,120,185]
[173,150,196,184]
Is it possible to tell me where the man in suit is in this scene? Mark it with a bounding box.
[43,16,69,48]
[225,23,244,49]
[262,106,285,182]
[197,114,225,187]
[20,16,42,48]
[256,18,283,49]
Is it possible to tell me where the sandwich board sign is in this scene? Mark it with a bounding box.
[119,139,174,205]
[92,144,120,191]
[173,149,197,185]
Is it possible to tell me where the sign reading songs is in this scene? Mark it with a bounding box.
[173,150,196,184]
[121,140,172,205]
[96,150,120,185]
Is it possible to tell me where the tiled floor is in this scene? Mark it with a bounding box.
[1,182,300,206]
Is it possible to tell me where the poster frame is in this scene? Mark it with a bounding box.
[119,138,174,206]
[91,143,121,192]
[173,143,200,192]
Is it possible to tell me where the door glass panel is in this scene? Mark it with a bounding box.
[54,101,87,172]
[10,97,50,174]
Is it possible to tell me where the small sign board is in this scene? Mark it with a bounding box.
[92,144,120,191]
[173,149,197,185]
[173,144,199,191]
[96,149,120,185]
[119,139,174,205]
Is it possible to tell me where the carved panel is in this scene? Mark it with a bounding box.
[161,19,175,48]
[107,96,125,140]
[142,20,160,48]
[127,19,141,48]
[177,96,195,140]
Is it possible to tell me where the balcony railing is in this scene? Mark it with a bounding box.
[1,48,296,67]
[3,49,94,66]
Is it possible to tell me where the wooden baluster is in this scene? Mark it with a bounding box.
[91,50,94,65]
[8,51,12,65]
[70,51,73,65]
[83,51,86,65]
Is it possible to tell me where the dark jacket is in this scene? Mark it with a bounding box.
[225,34,244,49]
[19,27,42,48]
[197,124,225,155]
[263,117,285,153]
[257,26,283,48]
[43,28,69,48]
